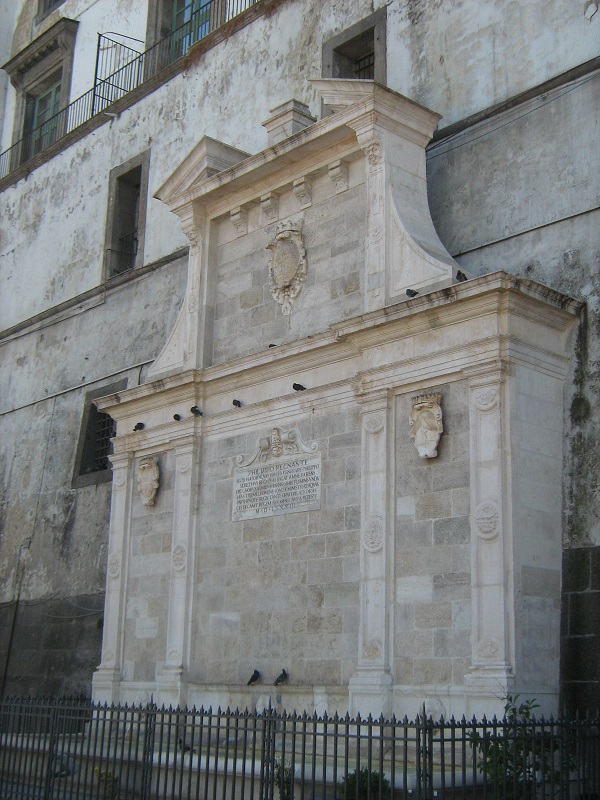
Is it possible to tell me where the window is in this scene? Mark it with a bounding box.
[103,151,150,278]
[172,0,211,59]
[36,0,67,23]
[145,0,225,57]
[72,381,126,489]
[322,8,387,85]
[22,71,63,160]
[2,19,78,162]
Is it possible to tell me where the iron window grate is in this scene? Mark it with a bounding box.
[91,410,115,472]
[352,51,375,79]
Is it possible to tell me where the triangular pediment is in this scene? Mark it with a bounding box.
[155,136,250,208]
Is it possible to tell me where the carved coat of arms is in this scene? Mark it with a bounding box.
[266,220,307,315]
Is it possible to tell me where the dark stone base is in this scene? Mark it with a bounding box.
[0,593,104,698]
[560,547,600,713]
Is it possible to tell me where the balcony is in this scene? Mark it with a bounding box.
[0,0,260,184]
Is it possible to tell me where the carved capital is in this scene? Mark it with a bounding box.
[361,138,383,166]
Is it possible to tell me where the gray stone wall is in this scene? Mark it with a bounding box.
[0,594,104,697]
[190,409,362,688]
[427,66,600,711]
[561,547,600,712]
[122,452,174,683]
[394,381,471,691]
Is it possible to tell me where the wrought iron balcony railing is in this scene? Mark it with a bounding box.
[0,0,258,182]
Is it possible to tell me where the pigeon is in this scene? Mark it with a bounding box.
[406,289,419,298]
[456,270,468,282]
[273,669,288,686]
[247,669,260,685]
[190,406,202,416]
[233,399,242,407]
[292,383,306,391]
[178,737,191,753]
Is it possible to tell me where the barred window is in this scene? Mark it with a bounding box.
[322,8,386,86]
[72,381,126,488]
[81,405,116,474]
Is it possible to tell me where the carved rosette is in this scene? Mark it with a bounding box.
[266,220,307,315]
[473,388,499,412]
[474,500,500,540]
[237,427,318,467]
[138,456,160,506]
[364,516,384,553]
[172,544,187,572]
[477,637,501,660]
[107,553,120,579]
[409,393,443,459]
[176,455,192,473]
[364,412,385,434]
[113,469,127,488]
[362,639,382,660]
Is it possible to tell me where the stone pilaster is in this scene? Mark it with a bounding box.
[92,453,134,703]
[349,389,393,716]
[464,364,515,715]
[147,204,206,378]
[155,442,198,708]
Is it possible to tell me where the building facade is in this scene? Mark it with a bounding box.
[0,0,598,715]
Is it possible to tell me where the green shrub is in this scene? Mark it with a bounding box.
[339,767,391,800]
[470,695,572,800]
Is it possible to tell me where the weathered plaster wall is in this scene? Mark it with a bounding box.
[0,257,186,693]
[3,0,598,328]
[387,0,600,129]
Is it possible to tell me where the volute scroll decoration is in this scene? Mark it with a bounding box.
[266,220,307,315]
[237,427,318,467]
[409,393,443,459]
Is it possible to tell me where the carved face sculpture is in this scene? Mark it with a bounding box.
[138,456,160,506]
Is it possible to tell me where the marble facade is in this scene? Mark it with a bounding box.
[92,81,581,718]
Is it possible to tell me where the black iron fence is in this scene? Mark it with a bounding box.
[0,0,259,181]
[0,696,598,800]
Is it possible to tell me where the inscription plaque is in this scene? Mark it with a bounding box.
[233,455,321,520]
